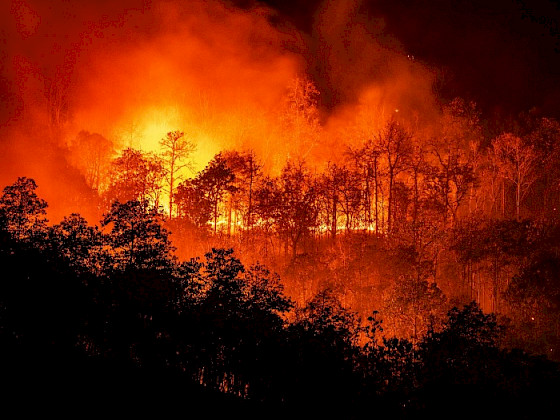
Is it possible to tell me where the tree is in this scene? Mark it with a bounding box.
[200,248,292,321]
[419,302,504,380]
[194,153,238,234]
[428,98,482,225]
[241,263,293,318]
[434,300,502,346]
[318,163,344,239]
[68,130,114,192]
[377,120,412,234]
[50,213,105,276]
[451,218,533,313]
[525,117,560,215]
[384,273,446,343]
[101,200,174,271]
[159,131,196,218]
[104,148,165,208]
[407,140,432,243]
[274,160,319,258]
[505,250,560,358]
[347,139,383,233]
[174,179,212,230]
[319,163,362,238]
[294,288,360,346]
[415,302,513,417]
[253,176,281,254]
[492,133,537,221]
[43,65,70,132]
[287,289,360,411]
[426,153,476,226]
[221,150,262,233]
[0,177,48,243]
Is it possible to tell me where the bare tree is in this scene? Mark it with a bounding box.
[492,133,537,221]
[159,131,196,218]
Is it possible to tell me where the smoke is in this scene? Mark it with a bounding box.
[0,0,441,221]
[305,0,439,164]
[69,0,305,167]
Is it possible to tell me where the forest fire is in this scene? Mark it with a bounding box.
[2,0,560,417]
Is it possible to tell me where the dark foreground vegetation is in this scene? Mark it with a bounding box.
[1,177,559,419]
[56,100,560,361]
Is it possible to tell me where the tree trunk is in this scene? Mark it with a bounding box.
[516,181,521,221]
[169,159,175,219]
[388,170,394,234]
[214,199,218,234]
[247,159,253,231]
[502,179,506,218]
[374,158,379,234]
[227,197,232,236]
[331,192,337,240]
[364,166,371,232]
[413,167,419,246]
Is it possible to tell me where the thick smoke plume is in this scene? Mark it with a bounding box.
[0,0,438,221]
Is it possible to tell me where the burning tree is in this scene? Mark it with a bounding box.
[68,131,114,192]
[319,162,362,238]
[274,160,319,258]
[104,148,165,209]
[281,76,321,161]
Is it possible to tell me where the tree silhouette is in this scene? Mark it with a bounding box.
[0,177,48,243]
[347,139,384,233]
[68,130,114,192]
[377,120,412,233]
[50,213,105,276]
[429,98,481,225]
[274,160,319,258]
[384,273,446,343]
[221,150,263,234]
[492,133,537,221]
[505,250,560,358]
[104,148,165,208]
[319,163,362,238]
[174,179,212,230]
[194,153,238,234]
[101,200,174,271]
[252,176,281,254]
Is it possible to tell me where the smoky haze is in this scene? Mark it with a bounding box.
[2,0,551,222]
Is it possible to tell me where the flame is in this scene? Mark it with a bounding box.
[114,106,216,173]
[0,0,440,222]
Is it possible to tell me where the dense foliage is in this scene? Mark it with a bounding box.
[1,177,558,418]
